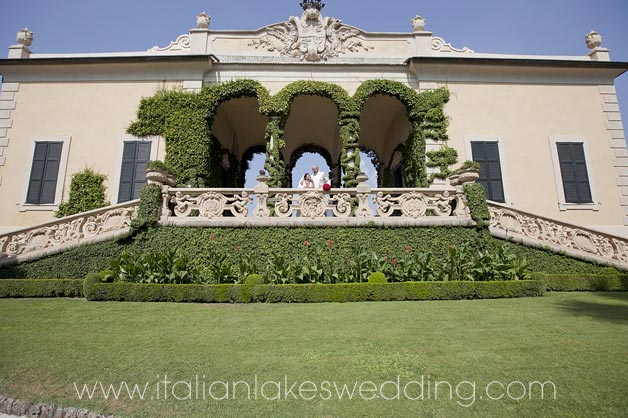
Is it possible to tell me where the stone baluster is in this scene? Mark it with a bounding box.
[254,171,271,218]
[355,172,373,218]
[161,185,172,220]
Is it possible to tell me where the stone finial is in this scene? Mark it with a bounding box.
[585,30,602,49]
[411,15,426,32]
[16,28,33,47]
[196,12,211,29]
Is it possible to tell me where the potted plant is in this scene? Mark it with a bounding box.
[145,160,176,186]
[449,160,480,186]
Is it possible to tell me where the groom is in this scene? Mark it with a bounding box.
[311,165,330,189]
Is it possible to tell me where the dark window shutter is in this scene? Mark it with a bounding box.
[26,141,63,205]
[557,143,592,204]
[471,141,505,203]
[118,141,151,203]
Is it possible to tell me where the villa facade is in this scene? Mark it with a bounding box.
[0,1,627,236]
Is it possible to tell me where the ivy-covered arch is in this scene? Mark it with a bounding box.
[267,81,360,187]
[352,80,450,188]
[239,145,267,187]
[286,143,336,187]
[126,79,452,189]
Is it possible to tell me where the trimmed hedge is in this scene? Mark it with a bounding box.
[84,273,544,303]
[535,273,628,292]
[0,227,618,280]
[0,279,84,298]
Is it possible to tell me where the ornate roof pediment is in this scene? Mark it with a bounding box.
[248,7,372,62]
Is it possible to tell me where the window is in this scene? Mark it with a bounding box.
[556,142,592,204]
[117,141,151,203]
[471,141,505,203]
[26,141,63,205]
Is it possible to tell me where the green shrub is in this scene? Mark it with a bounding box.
[146,160,171,172]
[55,168,109,218]
[534,273,628,291]
[244,274,265,286]
[463,183,490,227]
[368,272,387,284]
[130,183,162,232]
[0,279,84,298]
[84,277,544,303]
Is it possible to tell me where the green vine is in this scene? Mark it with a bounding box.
[426,145,458,182]
[464,183,491,228]
[127,80,451,189]
[55,168,109,218]
[130,183,162,233]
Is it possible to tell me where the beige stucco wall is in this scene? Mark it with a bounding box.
[0,81,168,230]
[0,74,625,233]
[445,82,624,227]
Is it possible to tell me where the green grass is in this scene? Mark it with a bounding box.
[0,293,627,417]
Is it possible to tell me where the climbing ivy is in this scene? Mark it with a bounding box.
[127,79,452,189]
[426,145,459,182]
[55,168,109,218]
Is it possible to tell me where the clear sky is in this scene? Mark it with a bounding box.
[1,0,627,187]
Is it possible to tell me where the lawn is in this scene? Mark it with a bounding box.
[0,293,627,417]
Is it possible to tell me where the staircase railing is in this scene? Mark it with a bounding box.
[0,200,139,266]
[488,201,628,270]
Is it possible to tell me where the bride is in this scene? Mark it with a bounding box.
[298,172,315,189]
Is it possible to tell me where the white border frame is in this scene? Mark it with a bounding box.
[110,135,160,204]
[19,136,72,212]
[464,135,510,204]
[548,135,599,211]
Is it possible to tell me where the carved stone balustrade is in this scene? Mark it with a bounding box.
[488,202,628,270]
[0,200,139,266]
[159,180,473,227]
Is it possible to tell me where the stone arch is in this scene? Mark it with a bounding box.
[286,143,336,187]
[354,80,421,187]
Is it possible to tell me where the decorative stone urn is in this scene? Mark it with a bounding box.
[145,168,175,186]
[196,12,211,29]
[16,28,33,47]
[457,169,480,185]
[585,31,602,49]
[411,15,426,32]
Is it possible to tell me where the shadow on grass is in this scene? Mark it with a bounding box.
[557,292,628,324]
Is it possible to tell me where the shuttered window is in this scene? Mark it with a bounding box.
[118,141,151,203]
[26,141,63,205]
[471,141,505,203]
[556,142,592,204]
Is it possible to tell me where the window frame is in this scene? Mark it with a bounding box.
[19,136,71,212]
[464,135,509,204]
[548,135,599,211]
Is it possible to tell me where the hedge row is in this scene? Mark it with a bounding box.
[0,227,618,280]
[83,273,544,303]
[0,279,84,298]
[2,274,626,301]
[537,273,628,292]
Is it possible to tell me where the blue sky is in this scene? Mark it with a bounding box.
[1,0,627,187]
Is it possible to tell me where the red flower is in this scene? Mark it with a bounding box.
[327,240,333,250]
[392,257,398,266]
[235,246,241,251]
[406,245,413,253]
[304,240,310,247]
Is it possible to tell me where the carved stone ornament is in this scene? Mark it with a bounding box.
[585,31,602,49]
[248,7,373,62]
[411,15,426,32]
[148,34,191,52]
[197,12,211,29]
[431,36,474,54]
[16,28,33,47]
